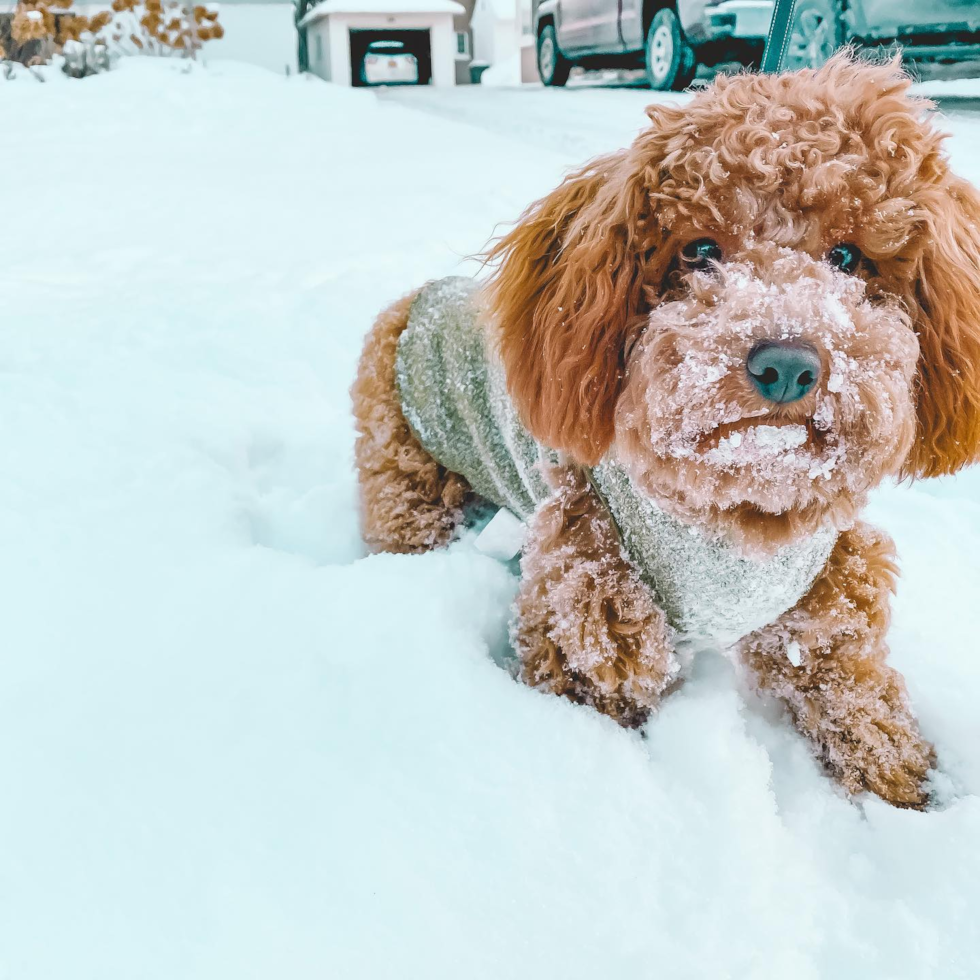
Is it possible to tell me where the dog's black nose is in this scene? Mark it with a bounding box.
[746,342,821,404]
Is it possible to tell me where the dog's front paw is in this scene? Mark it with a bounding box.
[517,555,676,727]
[818,686,935,809]
[549,557,675,711]
[514,469,679,728]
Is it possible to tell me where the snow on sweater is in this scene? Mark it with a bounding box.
[395,277,837,646]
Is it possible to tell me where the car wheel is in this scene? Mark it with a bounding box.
[645,8,696,92]
[782,0,843,71]
[537,25,572,87]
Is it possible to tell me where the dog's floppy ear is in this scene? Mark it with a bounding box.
[486,107,682,465]
[900,175,980,477]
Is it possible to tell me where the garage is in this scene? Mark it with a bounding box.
[349,28,432,86]
[302,0,465,88]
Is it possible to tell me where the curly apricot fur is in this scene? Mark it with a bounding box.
[351,293,473,553]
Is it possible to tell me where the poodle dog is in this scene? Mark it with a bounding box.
[351,54,980,808]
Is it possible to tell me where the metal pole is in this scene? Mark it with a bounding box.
[761,0,798,73]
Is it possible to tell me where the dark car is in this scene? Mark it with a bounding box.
[782,0,980,72]
[535,0,773,90]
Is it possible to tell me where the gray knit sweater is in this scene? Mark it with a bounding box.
[395,277,836,645]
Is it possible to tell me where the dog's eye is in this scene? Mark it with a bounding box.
[828,243,862,274]
[681,238,722,270]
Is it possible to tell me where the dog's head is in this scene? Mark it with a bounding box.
[488,54,980,553]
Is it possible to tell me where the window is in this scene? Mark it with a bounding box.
[315,33,323,63]
[455,31,470,58]
[520,0,532,37]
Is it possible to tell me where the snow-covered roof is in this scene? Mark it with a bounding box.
[301,0,463,24]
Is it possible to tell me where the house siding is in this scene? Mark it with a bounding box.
[453,0,475,83]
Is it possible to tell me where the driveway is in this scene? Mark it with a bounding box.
[381,73,980,163]
[379,80,687,159]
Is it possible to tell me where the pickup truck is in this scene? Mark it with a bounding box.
[534,0,773,90]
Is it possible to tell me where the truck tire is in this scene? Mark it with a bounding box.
[537,24,572,86]
[781,0,843,71]
[644,9,696,91]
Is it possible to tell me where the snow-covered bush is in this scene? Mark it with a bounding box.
[0,0,111,68]
[106,0,223,58]
[61,33,110,76]
[0,0,222,78]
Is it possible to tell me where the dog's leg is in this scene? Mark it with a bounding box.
[738,524,934,808]
[351,293,472,554]
[514,468,678,727]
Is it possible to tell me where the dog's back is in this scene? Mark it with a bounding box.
[396,277,552,521]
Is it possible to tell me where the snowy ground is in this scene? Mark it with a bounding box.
[2,60,980,980]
